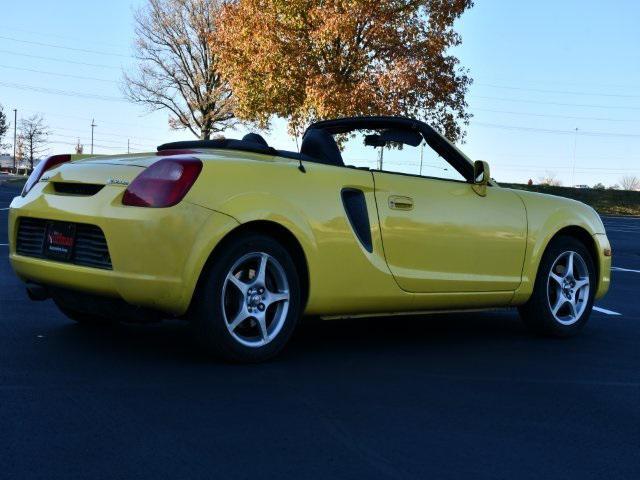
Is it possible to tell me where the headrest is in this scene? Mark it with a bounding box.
[300,129,344,167]
[242,133,269,147]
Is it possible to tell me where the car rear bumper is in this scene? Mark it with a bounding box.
[8,186,239,315]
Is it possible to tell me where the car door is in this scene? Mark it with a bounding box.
[373,172,527,293]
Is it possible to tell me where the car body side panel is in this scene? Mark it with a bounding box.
[372,174,528,293]
[185,155,416,315]
[509,189,610,304]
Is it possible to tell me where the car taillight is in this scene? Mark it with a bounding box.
[21,154,72,197]
[122,157,202,208]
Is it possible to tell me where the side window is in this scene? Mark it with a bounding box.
[337,130,466,182]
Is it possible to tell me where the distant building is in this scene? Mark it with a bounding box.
[0,154,40,174]
[0,154,14,173]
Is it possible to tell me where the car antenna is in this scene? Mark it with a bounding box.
[295,130,306,173]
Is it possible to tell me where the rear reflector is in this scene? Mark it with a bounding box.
[122,157,202,208]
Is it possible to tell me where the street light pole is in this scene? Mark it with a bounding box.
[13,109,17,172]
[90,119,97,154]
[571,127,578,187]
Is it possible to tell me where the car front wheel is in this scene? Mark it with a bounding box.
[519,236,596,337]
[190,233,302,362]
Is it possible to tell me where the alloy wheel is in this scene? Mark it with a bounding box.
[546,250,590,325]
[221,252,290,347]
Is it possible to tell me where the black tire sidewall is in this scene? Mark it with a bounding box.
[521,236,597,337]
[191,233,302,362]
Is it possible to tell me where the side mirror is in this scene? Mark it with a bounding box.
[472,160,491,197]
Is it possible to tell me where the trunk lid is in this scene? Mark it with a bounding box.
[42,154,158,188]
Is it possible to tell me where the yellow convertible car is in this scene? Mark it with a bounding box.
[8,116,611,362]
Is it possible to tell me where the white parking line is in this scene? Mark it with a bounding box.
[612,267,640,273]
[0,207,10,211]
[593,306,621,316]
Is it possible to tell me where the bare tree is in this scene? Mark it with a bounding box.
[123,0,235,139]
[15,135,25,168]
[538,172,562,187]
[19,115,49,170]
[75,139,84,155]
[620,175,640,191]
[0,104,9,151]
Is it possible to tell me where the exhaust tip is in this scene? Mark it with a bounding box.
[26,282,50,301]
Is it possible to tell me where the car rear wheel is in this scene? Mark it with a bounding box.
[190,233,302,362]
[518,236,596,337]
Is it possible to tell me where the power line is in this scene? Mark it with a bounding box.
[23,109,161,132]
[48,138,140,152]
[491,166,638,177]
[0,49,121,70]
[472,107,640,124]
[1,26,130,51]
[489,163,639,173]
[472,95,640,111]
[471,121,640,139]
[0,81,126,102]
[476,77,640,92]
[476,83,640,99]
[0,34,131,58]
[0,64,116,84]
[49,125,162,144]
[22,109,171,134]
[484,151,640,162]
[47,131,155,149]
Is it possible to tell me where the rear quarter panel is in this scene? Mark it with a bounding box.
[184,152,413,315]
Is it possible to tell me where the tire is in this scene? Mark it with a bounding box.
[54,300,116,326]
[190,233,302,362]
[518,236,596,337]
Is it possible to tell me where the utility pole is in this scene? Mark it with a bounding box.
[12,109,17,172]
[378,147,384,170]
[571,127,578,187]
[90,119,97,154]
[419,143,424,176]
[127,139,130,154]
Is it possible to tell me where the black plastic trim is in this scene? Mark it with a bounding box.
[157,138,278,156]
[341,188,373,253]
[52,182,104,196]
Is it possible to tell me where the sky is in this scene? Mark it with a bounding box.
[1,0,639,186]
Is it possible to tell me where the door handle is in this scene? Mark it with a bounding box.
[388,195,414,210]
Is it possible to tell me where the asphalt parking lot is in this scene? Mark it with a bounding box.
[1,182,639,479]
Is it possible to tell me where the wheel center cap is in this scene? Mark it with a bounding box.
[561,281,573,298]
[249,294,262,306]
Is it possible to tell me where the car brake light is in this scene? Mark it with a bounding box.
[21,154,72,197]
[122,157,202,208]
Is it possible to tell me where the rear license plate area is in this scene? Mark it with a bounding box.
[44,221,76,261]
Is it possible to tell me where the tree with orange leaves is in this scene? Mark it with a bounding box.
[215,0,474,140]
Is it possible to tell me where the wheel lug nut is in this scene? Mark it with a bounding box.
[258,303,265,311]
